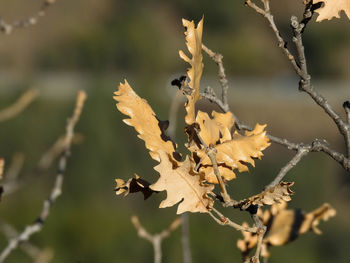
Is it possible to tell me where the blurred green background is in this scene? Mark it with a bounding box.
[0,0,349,262]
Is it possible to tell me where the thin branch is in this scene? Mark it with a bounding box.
[180,213,192,263]
[265,148,309,189]
[0,0,57,35]
[245,0,302,76]
[209,207,257,233]
[202,44,230,112]
[193,126,232,203]
[250,213,266,263]
[0,89,39,123]
[131,216,182,263]
[0,220,53,263]
[0,91,86,263]
[38,133,84,170]
[290,16,350,161]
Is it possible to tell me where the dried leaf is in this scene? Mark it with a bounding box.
[237,182,294,209]
[314,0,350,21]
[114,80,178,162]
[194,111,234,147]
[299,203,336,235]
[179,18,204,125]
[115,175,157,200]
[195,123,270,183]
[199,165,236,184]
[263,208,301,246]
[236,222,258,261]
[237,201,337,259]
[151,150,214,214]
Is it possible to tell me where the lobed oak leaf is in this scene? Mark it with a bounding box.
[314,0,350,21]
[114,80,179,162]
[150,150,214,214]
[195,111,234,146]
[179,18,204,125]
[195,123,270,183]
[115,174,157,200]
[236,182,294,210]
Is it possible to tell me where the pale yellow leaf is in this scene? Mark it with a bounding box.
[114,80,177,162]
[179,18,204,125]
[314,0,350,21]
[151,150,214,214]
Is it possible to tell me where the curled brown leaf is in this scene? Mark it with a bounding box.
[115,175,156,200]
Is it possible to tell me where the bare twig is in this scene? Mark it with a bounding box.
[265,148,309,189]
[0,220,53,263]
[0,0,57,34]
[290,16,350,159]
[0,89,39,123]
[131,216,182,263]
[202,44,230,112]
[0,91,86,263]
[38,133,84,170]
[209,207,257,233]
[245,0,301,75]
[180,214,192,263]
[193,126,233,204]
[250,213,266,263]
[243,1,350,166]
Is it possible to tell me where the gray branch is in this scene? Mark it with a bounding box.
[0,91,86,263]
[0,0,56,34]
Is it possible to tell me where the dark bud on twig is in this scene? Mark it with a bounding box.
[343,101,350,110]
[245,204,258,215]
[213,191,225,203]
[171,75,186,89]
[311,2,323,12]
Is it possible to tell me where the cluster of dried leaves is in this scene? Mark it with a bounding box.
[237,201,336,261]
[114,18,277,214]
[113,0,349,260]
